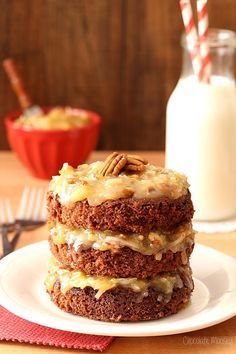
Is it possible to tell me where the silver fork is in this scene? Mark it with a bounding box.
[15,187,47,229]
[0,199,15,257]
[0,187,47,257]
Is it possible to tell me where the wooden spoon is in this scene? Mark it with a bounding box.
[3,58,43,116]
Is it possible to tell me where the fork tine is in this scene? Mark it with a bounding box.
[32,189,43,220]
[5,199,14,223]
[16,187,30,219]
[40,190,47,221]
[0,200,5,224]
[25,188,36,219]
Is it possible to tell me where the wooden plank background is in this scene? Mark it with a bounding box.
[0,0,236,150]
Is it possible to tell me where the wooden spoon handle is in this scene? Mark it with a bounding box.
[3,58,32,110]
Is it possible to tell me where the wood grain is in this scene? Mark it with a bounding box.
[0,0,236,151]
[0,150,236,354]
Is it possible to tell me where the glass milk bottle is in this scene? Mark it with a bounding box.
[166,29,236,221]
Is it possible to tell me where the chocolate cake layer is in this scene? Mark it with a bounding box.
[48,282,192,322]
[47,191,194,234]
[49,237,194,278]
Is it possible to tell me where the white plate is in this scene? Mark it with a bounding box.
[0,241,236,337]
[193,217,236,233]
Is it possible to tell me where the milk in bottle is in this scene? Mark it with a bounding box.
[166,29,236,221]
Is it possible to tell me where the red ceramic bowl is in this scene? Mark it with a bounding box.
[5,107,101,180]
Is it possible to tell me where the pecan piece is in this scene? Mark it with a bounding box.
[100,152,127,177]
[124,154,148,172]
[127,154,148,165]
[99,152,119,176]
[99,152,148,176]
[125,164,145,172]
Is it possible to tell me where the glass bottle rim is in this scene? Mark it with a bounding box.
[181,28,236,49]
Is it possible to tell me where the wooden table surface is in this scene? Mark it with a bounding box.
[0,151,235,354]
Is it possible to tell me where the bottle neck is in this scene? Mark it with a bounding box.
[181,31,236,80]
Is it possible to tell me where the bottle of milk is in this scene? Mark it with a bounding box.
[166,29,236,221]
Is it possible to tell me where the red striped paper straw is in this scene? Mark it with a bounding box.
[179,0,201,80]
[197,0,211,83]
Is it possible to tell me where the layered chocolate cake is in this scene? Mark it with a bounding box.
[45,152,195,322]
